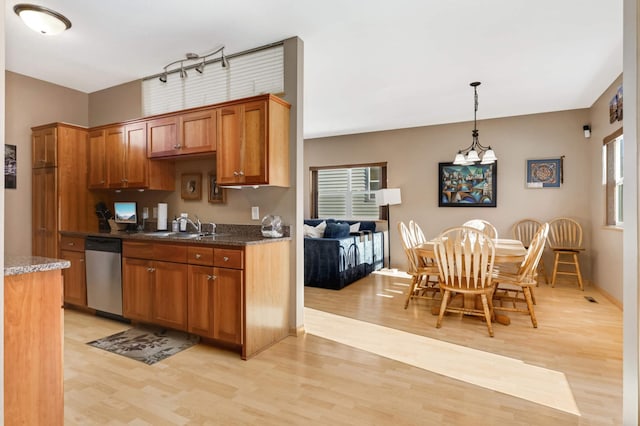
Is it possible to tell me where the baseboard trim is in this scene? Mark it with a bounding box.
[289,325,305,336]
[592,284,622,310]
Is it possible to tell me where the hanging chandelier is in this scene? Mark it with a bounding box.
[453,82,497,165]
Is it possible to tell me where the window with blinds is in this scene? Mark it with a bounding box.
[602,128,623,226]
[312,165,384,220]
[142,44,284,116]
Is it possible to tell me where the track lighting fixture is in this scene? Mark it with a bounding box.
[14,3,72,35]
[158,45,227,83]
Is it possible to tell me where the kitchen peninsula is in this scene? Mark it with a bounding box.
[61,225,291,360]
[5,255,70,426]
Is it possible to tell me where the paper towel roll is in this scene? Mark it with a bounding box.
[157,203,168,230]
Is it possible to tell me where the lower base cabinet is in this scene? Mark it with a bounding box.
[188,265,243,344]
[5,269,64,425]
[122,257,188,331]
[122,240,289,359]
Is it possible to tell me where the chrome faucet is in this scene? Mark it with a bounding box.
[184,216,202,233]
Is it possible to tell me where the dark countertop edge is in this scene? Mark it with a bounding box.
[59,230,291,246]
[5,256,71,276]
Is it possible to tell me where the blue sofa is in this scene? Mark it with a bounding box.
[304,219,384,290]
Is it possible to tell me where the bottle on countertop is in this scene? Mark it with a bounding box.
[172,218,179,232]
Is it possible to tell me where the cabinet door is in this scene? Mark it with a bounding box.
[240,100,268,184]
[147,116,179,158]
[88,129,107,188]
[217,105,243,184]
[32,168,57,258]
[122,257,154,322]
[32,126,57,168]
[106,125,126,188]
[180,109,217,155]
[60,250,86,306]
[187,265,215,337]
[124,122,148,188]
[213,267,243,344]
[153,261,188,331]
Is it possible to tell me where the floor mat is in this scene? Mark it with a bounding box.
[87,326,199,365]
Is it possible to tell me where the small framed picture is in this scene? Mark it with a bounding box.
[526,158,562,188]
[181,173,202,200]
[208,172,226,204]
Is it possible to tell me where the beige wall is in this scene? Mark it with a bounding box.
[88,80,142,126]
[588,74,624,304]
[305,108,593,281]
[4,71,88,255]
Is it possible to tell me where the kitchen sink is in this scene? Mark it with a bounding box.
[141,231,224,240]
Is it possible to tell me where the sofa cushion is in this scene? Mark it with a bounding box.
[323,222,350,238]
[358,221,376,232]
[303,220,327,238]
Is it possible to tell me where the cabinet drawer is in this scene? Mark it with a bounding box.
[187,246,214,266]
[123,241,187,263]
[60,236,84,252]
[213,248,243,269]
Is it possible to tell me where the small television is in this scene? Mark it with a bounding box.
[114,202,137,224]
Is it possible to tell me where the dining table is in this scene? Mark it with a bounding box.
[413,238,528,326]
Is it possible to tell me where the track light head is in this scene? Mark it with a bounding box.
[221,51,228,68]
[179,64,187,79]
[195,60,205,74]
[159,72,167,83]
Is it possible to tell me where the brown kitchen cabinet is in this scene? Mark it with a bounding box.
[122,257,154,322]
[147,108,217,158]
[31,123,99,258]
[87,129,108,188]
[122,241,189,330]
[119,238,289,359]
[104,122,175,190]
[217,95,290,187]
[5,268,64,425]
[187,247,243,345]
[59,236,87,307]
[32,125,57,168]
[32,167,57,258]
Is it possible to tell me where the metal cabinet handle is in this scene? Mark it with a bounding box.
[207,274,215,281]
[100,180,105,184]
[233,171,239,176]
[238,171,244,176]
[195,253,201,259]
[147,267,155,272]
[79,259,84,263]
[223,256,229,262]
[68,242,74,246]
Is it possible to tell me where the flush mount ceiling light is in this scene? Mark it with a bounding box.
[14,3,71,35]
[159,45,227,83]
[453,82,497,165]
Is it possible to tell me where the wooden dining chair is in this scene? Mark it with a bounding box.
[462,219,498,239]
[548,217,584,290]
[512,218,549,284]
[494,223,549,327]
[409,220,427,244]
[433,227,497,337]
[398,222,440,309]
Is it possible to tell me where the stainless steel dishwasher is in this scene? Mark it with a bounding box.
[85,236,123,317]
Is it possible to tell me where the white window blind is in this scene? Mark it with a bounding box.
[603,132,624,226]
[142,45,284,116]
[317,167,382,219]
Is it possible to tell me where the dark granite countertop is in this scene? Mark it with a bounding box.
[5,255,71,276]
[60,224,290,247]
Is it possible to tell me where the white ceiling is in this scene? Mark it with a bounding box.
[5,0,623,139]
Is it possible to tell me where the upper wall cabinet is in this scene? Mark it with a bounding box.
[89,122,174,191]
[147,108,217,159]
[32,126,57,168]
[217,95,290,187]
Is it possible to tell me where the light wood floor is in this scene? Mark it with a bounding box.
[64,273,621,425]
